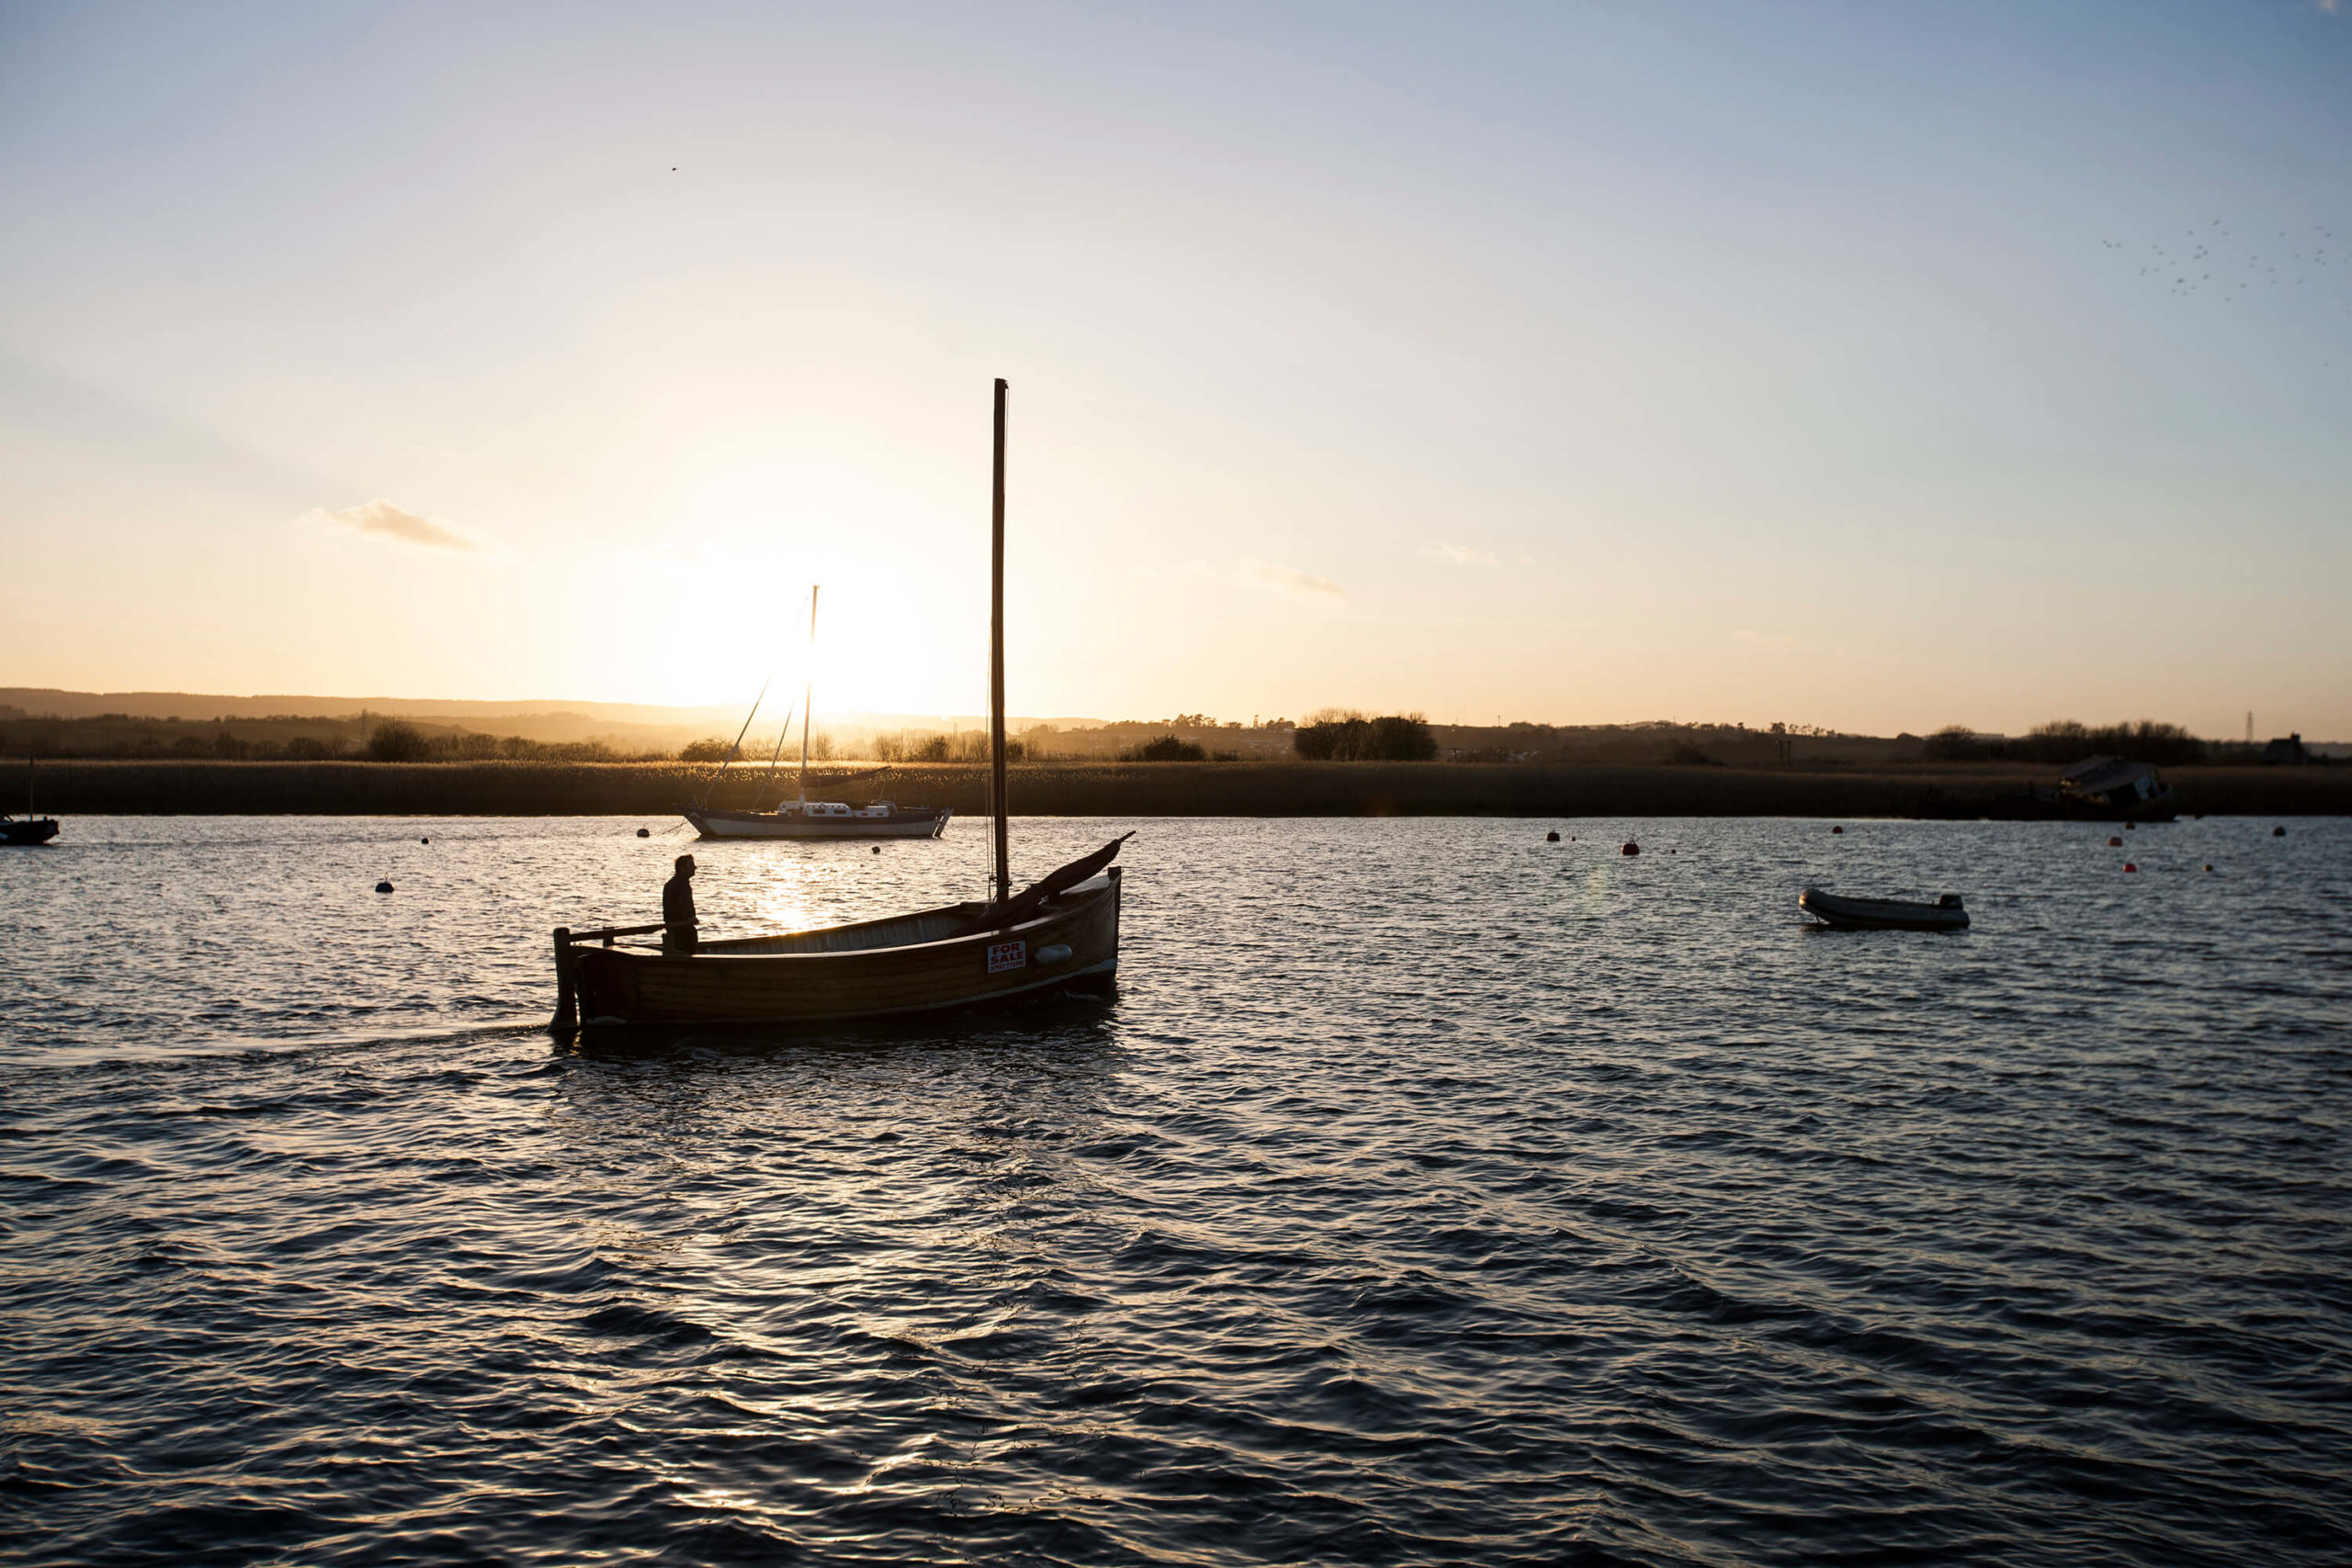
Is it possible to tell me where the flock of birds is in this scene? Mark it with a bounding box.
[2102,220,2341,304]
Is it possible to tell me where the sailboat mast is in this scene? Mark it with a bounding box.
[989,378,1011,907]
[798,585,818,807]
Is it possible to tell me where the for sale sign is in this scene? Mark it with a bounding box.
[987,940,1027,974]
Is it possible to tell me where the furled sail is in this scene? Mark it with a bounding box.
[955,832,1135,936]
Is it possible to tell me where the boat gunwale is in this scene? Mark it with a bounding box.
[597,877,1118,964]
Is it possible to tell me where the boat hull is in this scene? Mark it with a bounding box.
[1,818,59,846]
[1799,887,1970,931]
[685,807,950,840]
[563,873,1122,1025]
[1984,789,2178,824]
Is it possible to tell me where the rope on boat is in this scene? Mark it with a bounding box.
[696,671,774,809]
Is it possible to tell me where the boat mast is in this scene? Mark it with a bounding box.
[798,584,819,807]
[989,378,1011,907]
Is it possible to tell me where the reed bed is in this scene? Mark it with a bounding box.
[22,760,2352,818]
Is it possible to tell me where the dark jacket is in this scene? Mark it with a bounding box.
[662,873,698,946]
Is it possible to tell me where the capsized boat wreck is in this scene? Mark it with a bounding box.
[1991,755,2179,822]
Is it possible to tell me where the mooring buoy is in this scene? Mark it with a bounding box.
[1545,830,1559,842]
[1832,826,1844,835]
[2123,863,2137,874]
[2274,826,2287,837]
[637,828,651,838]
[375,880,394,893]
[2109,836,2123,848]
[1622,841,1639,856]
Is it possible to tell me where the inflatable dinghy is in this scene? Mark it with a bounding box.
[1798,888,1969,931]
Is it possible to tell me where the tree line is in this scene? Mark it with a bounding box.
[1924,720,2211,766]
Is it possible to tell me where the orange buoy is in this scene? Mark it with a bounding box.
[1622,841,1639,856]
[2123,863,2137,873]
[1832,826,1844,834]
[2109,836,2123,847]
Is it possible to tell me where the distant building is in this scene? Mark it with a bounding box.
[2259,733,2315,766]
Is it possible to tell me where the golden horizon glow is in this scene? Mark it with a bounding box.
[2,6,2347,738]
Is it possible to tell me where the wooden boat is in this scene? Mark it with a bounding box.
[1799,888,1970,931]
[552,378,1125,1029]
[683,589,951,840]
[555,842,1126,1026]
[3,758,57,845]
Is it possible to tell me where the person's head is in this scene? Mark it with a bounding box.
[674,853,696,877]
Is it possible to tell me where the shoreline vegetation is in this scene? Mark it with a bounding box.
[3,705,2331,767]
[19,759,2351,818]
[6,699,2340,816]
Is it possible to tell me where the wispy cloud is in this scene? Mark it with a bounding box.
[1421,542,1498,567]
[309,498,494,553]
[1238,558,1345,601]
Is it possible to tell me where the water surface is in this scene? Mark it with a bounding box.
[4,816,2346,1564]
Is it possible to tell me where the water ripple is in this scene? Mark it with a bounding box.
[2,816,2346,1563]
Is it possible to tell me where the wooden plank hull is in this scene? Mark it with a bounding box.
[568,872,1123,1025]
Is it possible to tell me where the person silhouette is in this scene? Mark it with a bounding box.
[663,853,699,954]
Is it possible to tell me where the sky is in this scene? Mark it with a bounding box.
[2,1,2347,738]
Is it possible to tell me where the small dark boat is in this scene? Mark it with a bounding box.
[1799,888,1970,931]
[4,757,57,845]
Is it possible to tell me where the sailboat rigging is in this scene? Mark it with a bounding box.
[552,378,1131,1028]
[682,584,953,840]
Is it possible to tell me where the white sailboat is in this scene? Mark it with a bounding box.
[553,377,1130,1029]
[683,587,953,840]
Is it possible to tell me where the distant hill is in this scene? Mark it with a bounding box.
[0,689,1109,750]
